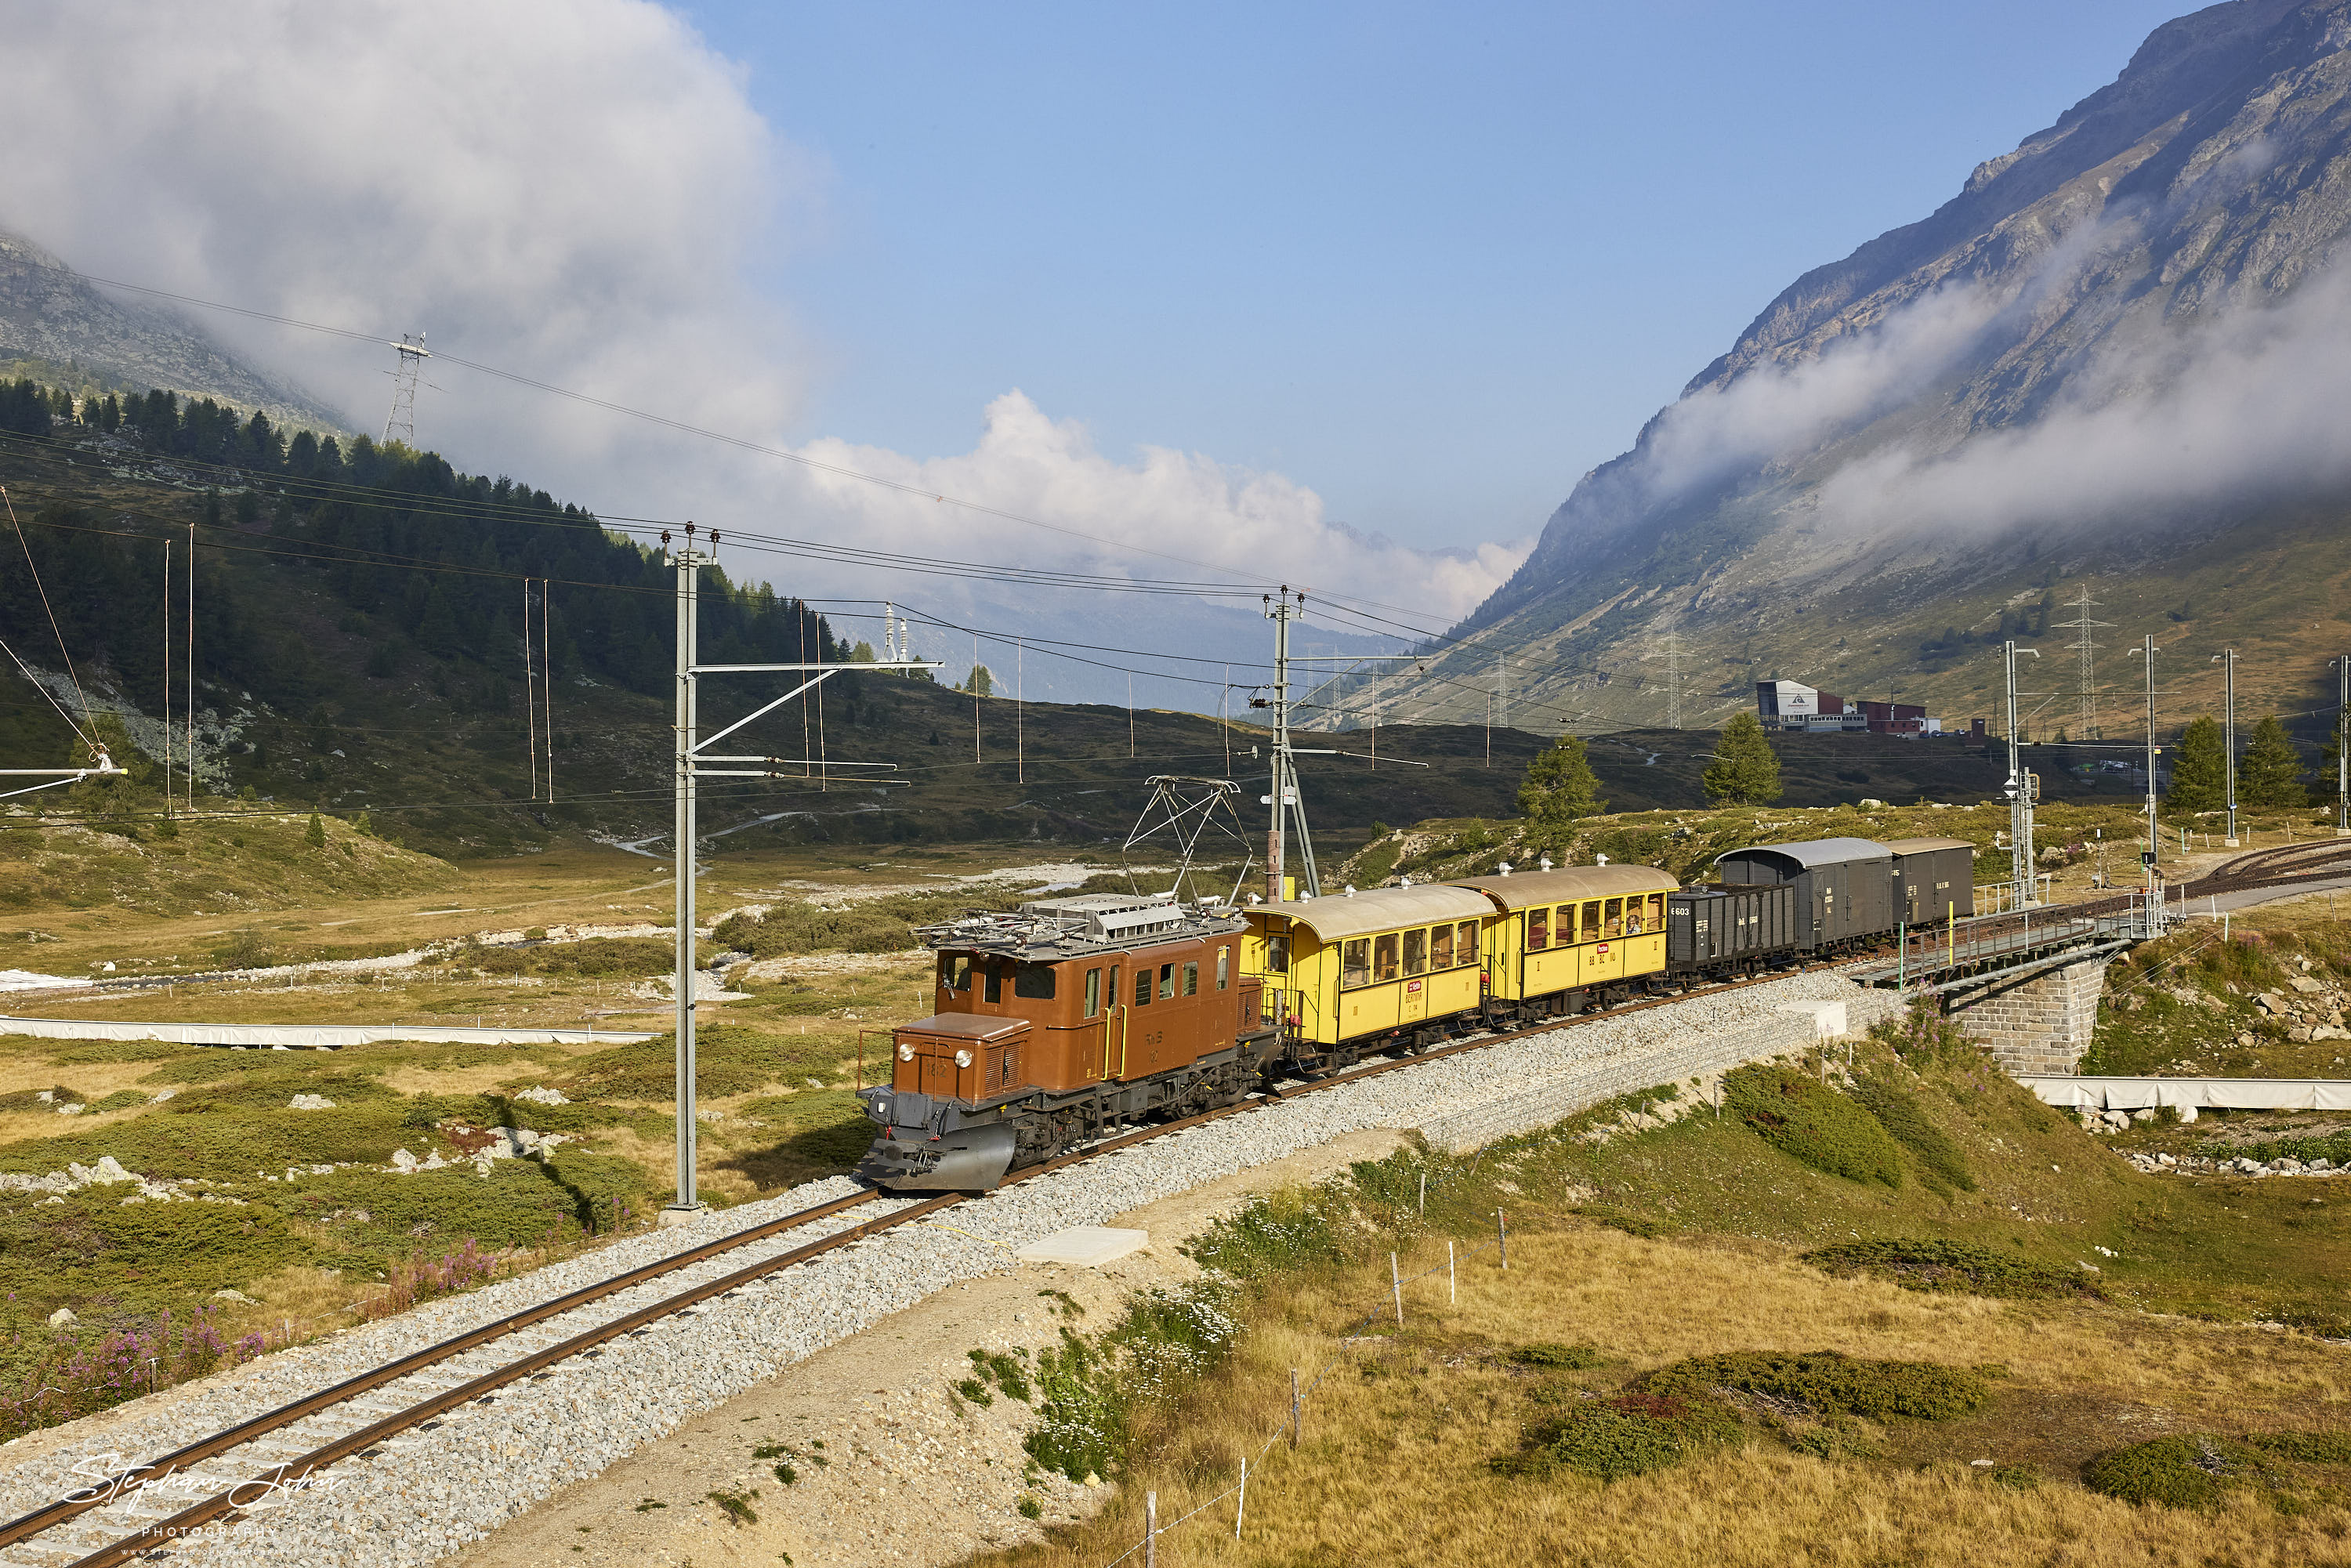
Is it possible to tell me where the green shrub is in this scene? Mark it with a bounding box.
[1722,1065,1903,1186]
[2248,1430,2351,1464]
[1512,1342,1602,1370]
[1867,996,1980,1064]
[1802,1239,2103,1301]
[464,937,680,979]
[1183,1189,1349,1281]
[1845,1069,1975,1194]
[85,1091,147,1114]
[1495,1391,1741,1481]
[1640,1350,1986,1421]
[2083,1434,2287,1510]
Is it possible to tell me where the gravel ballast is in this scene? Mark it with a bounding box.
[0,970,1870,1567]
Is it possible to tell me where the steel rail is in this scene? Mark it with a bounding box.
[17,961,1830,1568]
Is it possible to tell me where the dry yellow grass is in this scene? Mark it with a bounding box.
[979,1223,2351,1568]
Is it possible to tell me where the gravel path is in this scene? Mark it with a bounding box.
[0,970,1864,1567]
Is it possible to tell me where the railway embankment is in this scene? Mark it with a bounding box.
[0,971,1874,1567]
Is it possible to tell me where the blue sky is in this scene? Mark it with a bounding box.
[673,0,2194,554]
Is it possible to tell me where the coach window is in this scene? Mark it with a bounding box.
[1458,921,1480,964]
[1581,902,1602,942]
[1431,924,1454,969]
[1374,932,1400,983]
[943,954,973,992]
[1527,907,1549,950]
[1265,934,1289,974]
[984,962,1003,1004]
[1402,929,1427,977]
[1646,893,1665,931]
[1604,898,1624,939]
[1014,962,1057,1000]
[1216,947,1230,990]
[1083,967,1103,1019]
[1342,939,1371,989]
[1183,961,1198,997]
[1135,968,1153,1008]
[1159,962,1176,1001]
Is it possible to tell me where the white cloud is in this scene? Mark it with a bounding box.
[744,390,1527,626]
[0,2,1526,697]
[1813,263,2351,538]
[0,0,807,477]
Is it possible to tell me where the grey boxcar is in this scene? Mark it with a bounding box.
[1883,837,1975,924]
[1713,838,1894,951]
[1665,883,1799,969]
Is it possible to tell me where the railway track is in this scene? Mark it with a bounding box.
[0,965,1807,1568]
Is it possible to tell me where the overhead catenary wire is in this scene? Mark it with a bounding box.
[1,485,96,747]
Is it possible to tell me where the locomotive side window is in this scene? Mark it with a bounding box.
[1183,961,1198,997]
[1084,967,1103,1019]
[944,955,973,991]
[1604,898,1624,939]
[1374,933,1400,982]
[984,962,1003,1004]
[1402,929,1427,976]
[1216,947,1230,990]
[1135,968,1153,1007]
[1527,908,1549,950]
[1158,963,1176,1000]
[1013,962,1057,1000]
[1431,924,1454,968]
[1342,940,1370,990]
[1581,902,1602,942]
[1458,921,1479,964]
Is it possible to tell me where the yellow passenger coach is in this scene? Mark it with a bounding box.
[1445,864,1677,1019]
[1241,884,1495,1066]
[1240,863,1682,1063]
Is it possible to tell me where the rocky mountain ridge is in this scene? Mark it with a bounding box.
[1363,0,2351,740]
[0,228,348,434]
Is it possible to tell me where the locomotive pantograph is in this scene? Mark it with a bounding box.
[856,893,1273,1191]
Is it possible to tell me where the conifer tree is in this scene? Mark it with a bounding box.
[1518,730,1606,843]
[304,813,327,849]
[2241,713,2307,807]
[2166,715,2226,811]
[1704,712,1783,806]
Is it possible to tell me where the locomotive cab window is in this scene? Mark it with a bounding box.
[1458,921,1479,965]
[1083,967,1103,1019]
[984,962,1003,1004]
[1134,968,1152,1007]
[1374,933,1400,983]
[1216,947,1230,990]
[1342,940,1371,990]
[1431,924,1454,968]
[1527,908,1549,950]
[1183,961,1198,997]
[1158,963,1176,1001]
[942,954,973,992]
[1013,962,1057,1000]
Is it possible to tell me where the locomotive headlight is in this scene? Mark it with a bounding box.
[954,1049,974,1069]
[897,1043,915,1063]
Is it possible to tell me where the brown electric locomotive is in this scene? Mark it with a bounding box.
[855,893,1273,1190]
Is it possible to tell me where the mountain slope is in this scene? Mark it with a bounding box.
[0,229,347,434]
[1364,0,2351,741]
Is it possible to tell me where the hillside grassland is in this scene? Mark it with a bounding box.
[976,1035,2351,1568]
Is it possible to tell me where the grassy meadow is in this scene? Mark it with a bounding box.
[976,1024,2351,1568]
